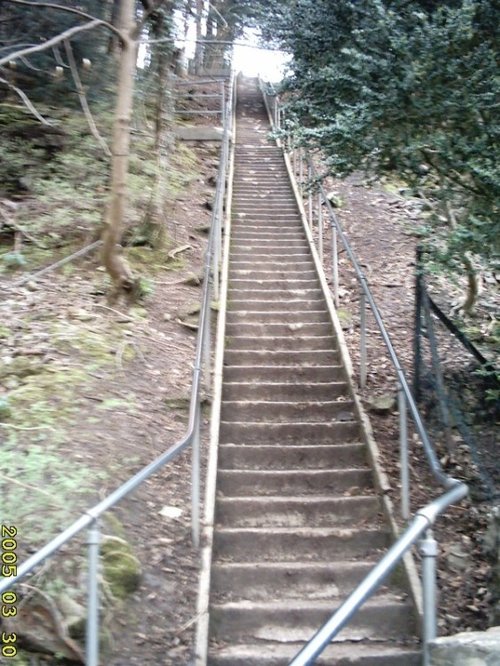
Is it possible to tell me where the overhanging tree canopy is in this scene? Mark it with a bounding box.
[257,0,499,309]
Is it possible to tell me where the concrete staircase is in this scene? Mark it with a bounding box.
[201,78,420,665]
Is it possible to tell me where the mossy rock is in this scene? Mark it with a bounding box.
[326,191,344,208]
[183,272,202,287]
[164,395,190,410]
[0,324,11,339]
[0,398,12,420]
[336,308,353,330]
[102,513,128,541]
[366,394,397,415]
[182,302,201,318]
[0,356,45,381]
[101,536,141,600]
[57,593,86,640]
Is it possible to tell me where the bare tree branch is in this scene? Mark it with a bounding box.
[0,76,52,125]
[20,54,46,72]
[63,40,111,157]
[52,45,69,69]
[0,19,103,68]
[4,0,122,39]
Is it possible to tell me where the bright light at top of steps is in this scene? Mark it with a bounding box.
[233,28,291,83]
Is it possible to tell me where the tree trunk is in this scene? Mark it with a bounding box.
[101,0,138,302]
[461,253,481,315]
[194,0,205,74]
[140,10,174,249]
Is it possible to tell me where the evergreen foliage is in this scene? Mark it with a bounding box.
[0,0,115,104]
[259,0,499,282]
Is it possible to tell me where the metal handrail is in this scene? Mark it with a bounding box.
[259,79,468,666]
[288,484,467,666]
[0,71,235,666]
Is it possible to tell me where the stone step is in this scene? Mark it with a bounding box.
[234,166,289,172]
[213,526,390,563]
[224,321,332,337]
[233,187,295,195]
[227,299,328,313]
[221,379,346,401]
[235,159,288,165]
[228,268,319,280]
[232,223,303,231]
[215,495,380,529]
[228,278,320,290]
[209,597,415,645]
[220,400,354,423]
[234,197,297,205]
[232,224,300,232]
[225,310,331,325]
[234,155,284,160]
[232,202,296,209]
[228,286,323,299]
[219,421,359,445]
[229,259,317,272]
[233,206,299,213]
[217,443,367,470]
[230,246,311,257]
[233,192,296,199]
[207,642,421,666]
[211,560,381,601]
[234,156,284,161]
[216,468,373,496]
[233,179,293,184]
[233,180,294,187]
[234,159,285,164]
[231,233,305,241]
[225,334,336,351]
[222,364,346,382]
[231,238,308,248]
[230,257,314,267]
[232,216,303,224]
[223,349,340,365]
[233,188,294,196]
[230,248,311,259]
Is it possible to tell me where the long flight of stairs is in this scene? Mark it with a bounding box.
[199,78,421,665]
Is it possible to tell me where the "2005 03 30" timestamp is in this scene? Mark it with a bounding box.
[1,525,18,659]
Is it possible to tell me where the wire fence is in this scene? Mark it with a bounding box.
[414,247,499,501]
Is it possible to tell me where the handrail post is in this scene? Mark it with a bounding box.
[220,80,225,126]
[191,406,201,547]
[212,228,220,302]
[298,150,303,196]
[332,225,339,307]
[203,298,212,393]
[307,164,313,229]
[86,521,101,666]
[399,383,410,520]
[360,292,367,389]
[414,246,424,400]
[420,529,438,666]
[318,192,324,263]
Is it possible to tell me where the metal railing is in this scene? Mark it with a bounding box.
[260,80,468,666]
[174,78,227,122]
[0,72,235,666]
